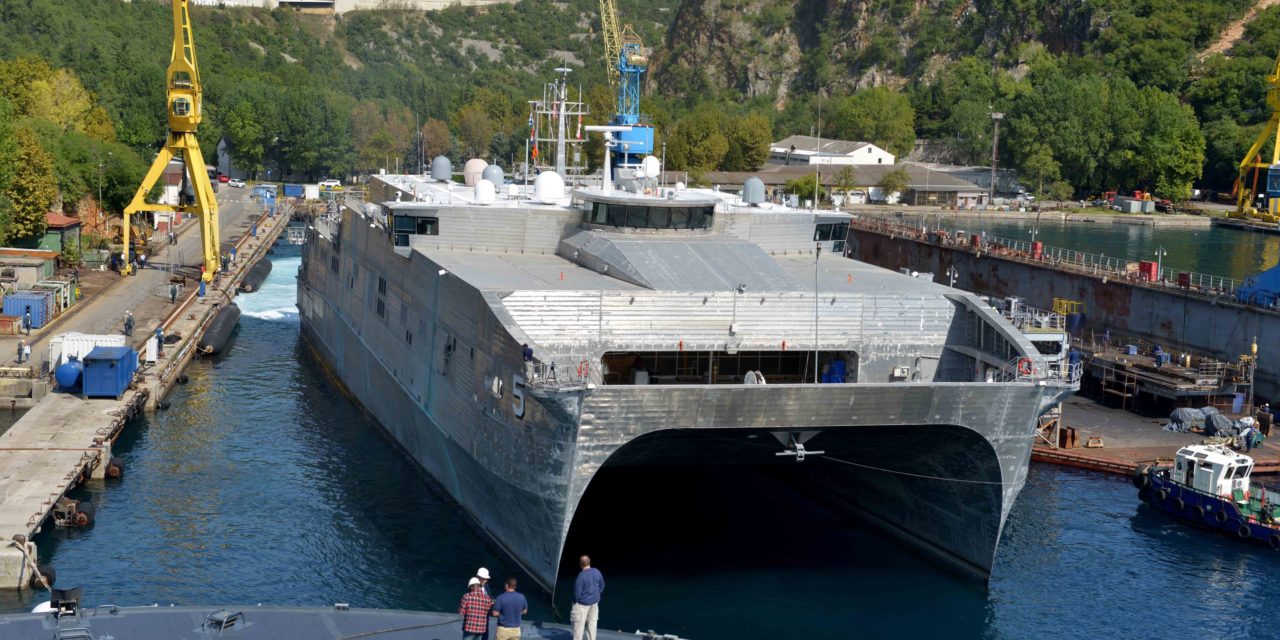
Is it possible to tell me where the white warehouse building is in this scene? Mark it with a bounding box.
[768,135,896,167]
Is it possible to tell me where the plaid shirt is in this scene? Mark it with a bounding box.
[459,590,493,634]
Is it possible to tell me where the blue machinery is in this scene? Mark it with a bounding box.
[599,0,653,169]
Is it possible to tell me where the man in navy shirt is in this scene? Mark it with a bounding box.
[490,577,528,640]
[571,555,604,640]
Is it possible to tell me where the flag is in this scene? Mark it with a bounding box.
[532,143,539,161]
[528,110,535,140]
[576,113,582,140]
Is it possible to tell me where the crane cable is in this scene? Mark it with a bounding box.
[674,427,1024,487]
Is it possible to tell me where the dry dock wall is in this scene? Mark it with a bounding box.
[848,228,1280,400]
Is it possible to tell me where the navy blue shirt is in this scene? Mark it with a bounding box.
[574,567,604,605]
[492,591,528,628]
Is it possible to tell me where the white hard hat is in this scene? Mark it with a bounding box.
[477,567,490,580]
[468,577,481,587]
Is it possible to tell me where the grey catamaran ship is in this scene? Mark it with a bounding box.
[298,119,1077,590]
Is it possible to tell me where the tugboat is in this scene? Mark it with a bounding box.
[1135,444,1280,547]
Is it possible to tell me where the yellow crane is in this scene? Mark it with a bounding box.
[1233,49,1280,223]
[121,0,220,281]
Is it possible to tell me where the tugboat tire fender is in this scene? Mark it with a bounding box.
[1173,497,1185,512]
[1215,510,1228,524]
[1194,505,1206,519]
[1269,534,1280,550]
[1237,522,1252,539]
[1138,487,1151,503]
[1157,488,1170,503]
[1133,467,1150,489]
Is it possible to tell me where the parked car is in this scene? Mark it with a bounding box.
[218,174,230,183]
[227,178,246,188]
[319,179,341,190]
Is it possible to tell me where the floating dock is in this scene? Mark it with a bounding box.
[0,199,290,589]
[846,216,1280,399]
[1211,217,1280,235]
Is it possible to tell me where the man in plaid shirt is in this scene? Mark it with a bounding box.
[459,577,493,640]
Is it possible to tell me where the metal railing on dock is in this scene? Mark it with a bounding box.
[850,217,1241,301]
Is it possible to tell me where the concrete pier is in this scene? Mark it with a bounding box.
[1032,397,1280,476]
[0,191,292,589]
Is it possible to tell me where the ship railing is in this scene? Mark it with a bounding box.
[1059,360,1084,386]
[1002,305,1065,331]
[525,359,596,391]
[988,353,1059,381]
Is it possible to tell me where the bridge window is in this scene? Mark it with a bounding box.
[814,222,849,242]
[393,215,438,246]
[171,97,191,117]
[584,202,713,230]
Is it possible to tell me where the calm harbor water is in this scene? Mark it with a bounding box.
[885,212,1280,283]
[3,249,1280,639]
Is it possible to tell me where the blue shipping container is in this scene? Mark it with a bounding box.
[283,183,304,198]
[2,290,55,329]
[82,346,138,399]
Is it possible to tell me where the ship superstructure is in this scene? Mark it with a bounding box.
[298,162,1078,590]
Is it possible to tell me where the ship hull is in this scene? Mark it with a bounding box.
[298,291,572,589]
[300,278,1047,586]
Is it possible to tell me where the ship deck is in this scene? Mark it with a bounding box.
[419,245,954,296]
[0,605,659,640]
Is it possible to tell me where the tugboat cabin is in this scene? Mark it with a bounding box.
[1172,445,1252,498]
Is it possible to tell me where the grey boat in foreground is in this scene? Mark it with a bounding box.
[297,150,1078,591]
[0,593,671,639]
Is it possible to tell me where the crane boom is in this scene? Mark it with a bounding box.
[599,0,622,88]
[1233,49,1280,223]
[121,0,221,281]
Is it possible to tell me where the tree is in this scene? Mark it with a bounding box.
[1048,180,1074,202]
[667,105,730,175]
[28,69,96,135]
[4,128,56,242]
[833,165,858,207]
[454,105,494,159]
[826,87,916,158]
[786,174,823,201]
[1133,87,1205,201]
[223,101,266,178]
[944,99,995,165]
[0,56,55,116]
[877,169,909,201]
[1020,145,1060,198]
[422,119,452,160]
[723,114,772,171]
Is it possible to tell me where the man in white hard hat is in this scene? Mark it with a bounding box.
[476,567,492,597]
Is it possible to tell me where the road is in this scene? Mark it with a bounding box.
[2,189,262,367]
